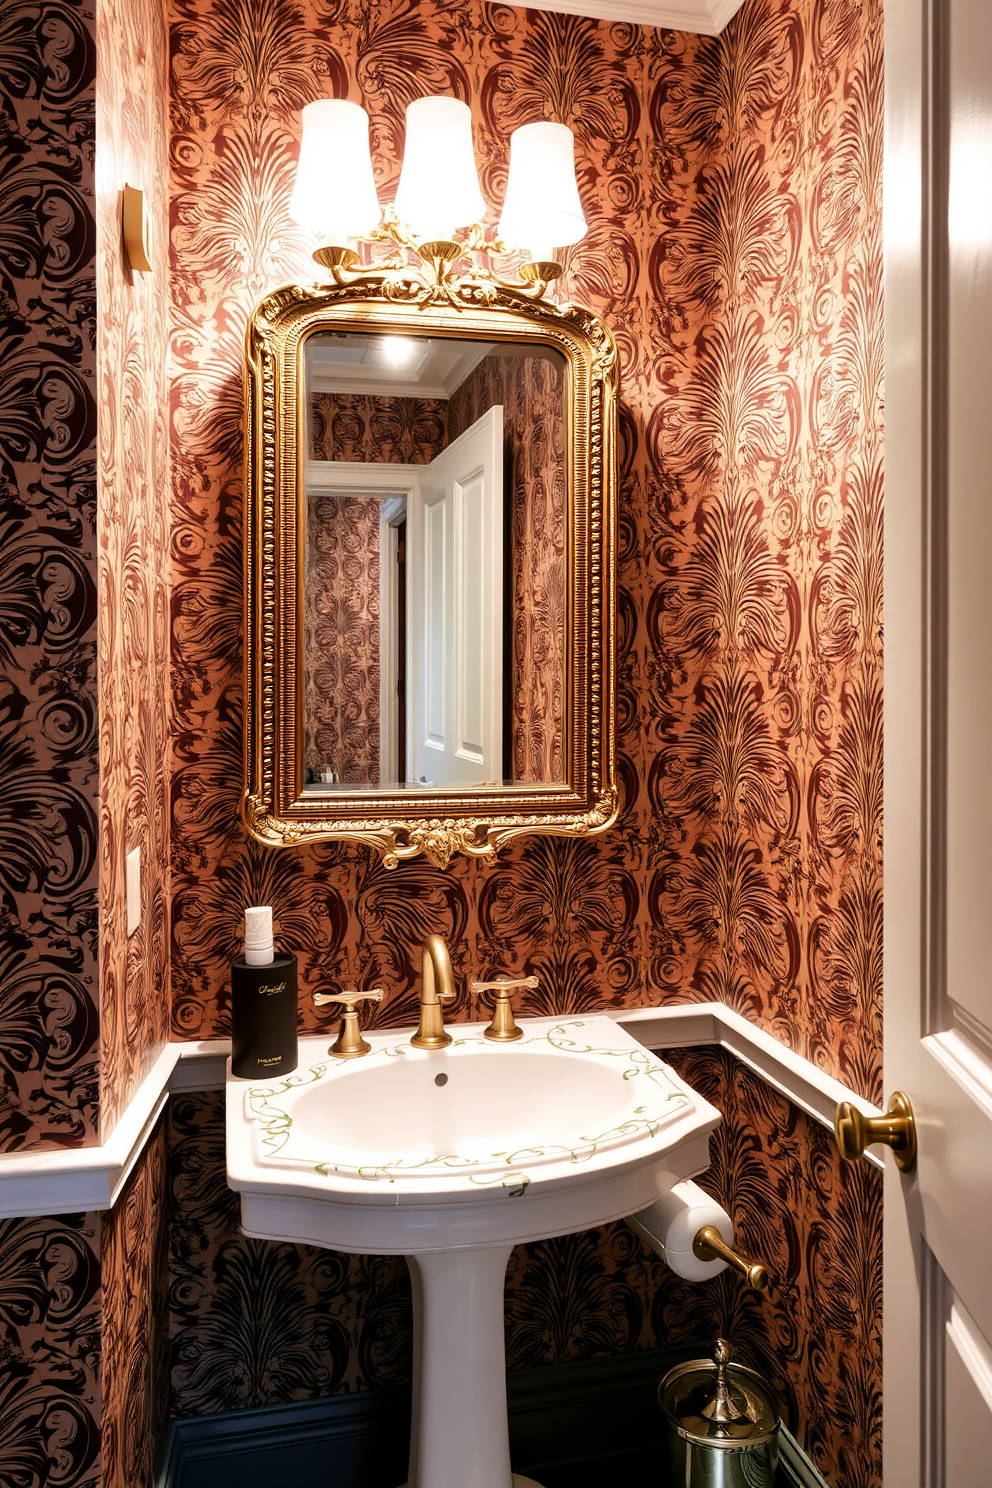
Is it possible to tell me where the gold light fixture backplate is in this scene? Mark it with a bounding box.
[122,183,152,273]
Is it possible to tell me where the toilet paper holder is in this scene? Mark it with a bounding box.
[691,1223,769,1290]
[627,1179,770,1291]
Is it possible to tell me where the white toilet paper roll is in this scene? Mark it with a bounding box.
[627,1178,734,1282]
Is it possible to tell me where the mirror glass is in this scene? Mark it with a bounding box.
[302,332,567,794]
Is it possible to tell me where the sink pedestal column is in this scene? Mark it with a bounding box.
[404,1245,543,1488]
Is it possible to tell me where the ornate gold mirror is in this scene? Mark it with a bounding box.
[243,277,618,867]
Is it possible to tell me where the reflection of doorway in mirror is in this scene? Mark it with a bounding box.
[303,411,503,792]
[303,334,567,791]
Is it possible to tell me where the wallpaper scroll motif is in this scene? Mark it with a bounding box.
[167,1091,411,1411]
[100,1121,170,1488]
[304,494,383,783]
[0,0,101,1151]
[95,0,173,1140]
[0,1211,102,1488]
[167,0,882,1088]
[310,392,448,464]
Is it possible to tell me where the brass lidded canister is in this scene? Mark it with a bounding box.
[659,1339,781,1487]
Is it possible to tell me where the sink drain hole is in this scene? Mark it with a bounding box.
[434,1073,448,1087]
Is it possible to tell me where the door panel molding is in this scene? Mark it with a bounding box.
[886,0,992,1477]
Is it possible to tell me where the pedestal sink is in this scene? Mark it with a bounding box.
[226,1015,720,1488]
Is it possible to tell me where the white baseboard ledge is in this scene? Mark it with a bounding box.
[0,1002,881,1218]
[612,1004,883,1162]
[0,1043,179,1218]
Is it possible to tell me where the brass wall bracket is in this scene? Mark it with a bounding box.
[692,1225,770,1291]
[313,988,384,1058]
[122,184,152,273]
[834,1090,917,1172]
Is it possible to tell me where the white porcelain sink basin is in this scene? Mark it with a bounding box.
[242,1017,705,1187]
[227,1015,720,1488]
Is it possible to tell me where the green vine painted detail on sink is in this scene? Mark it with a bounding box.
[246,1020,691,1188]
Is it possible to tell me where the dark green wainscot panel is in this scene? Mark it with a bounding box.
[159,1346,830,1488]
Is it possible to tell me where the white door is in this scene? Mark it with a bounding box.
[886,1,992,1481]
[407,407,503,788]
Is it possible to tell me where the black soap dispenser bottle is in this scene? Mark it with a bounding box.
[231,906,298,1079]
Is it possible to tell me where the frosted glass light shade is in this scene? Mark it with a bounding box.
[289,99,381,243]
[394,97,486,241]
[498,121,587,261]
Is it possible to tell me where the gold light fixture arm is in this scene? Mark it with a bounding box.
[312,208,567,303]
[692,1225,770,1291]
[834,1090,917,1172]
[470,975,540,1041]
[313,988,384,1058]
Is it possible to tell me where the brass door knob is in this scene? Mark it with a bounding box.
[313,989,384,1059]
[834,1090,917,1172]
[692,1226,769,1291]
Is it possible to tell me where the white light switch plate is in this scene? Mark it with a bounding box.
[126,846,141,937]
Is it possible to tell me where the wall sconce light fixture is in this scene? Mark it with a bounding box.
[290,96,588,303]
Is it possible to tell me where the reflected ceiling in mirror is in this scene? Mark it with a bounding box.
[302,332,567,795]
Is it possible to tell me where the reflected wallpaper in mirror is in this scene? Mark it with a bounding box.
[302,333,566,793]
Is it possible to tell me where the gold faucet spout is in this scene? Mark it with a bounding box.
[411,934,456,1049]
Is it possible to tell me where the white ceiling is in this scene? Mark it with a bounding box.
[307,335,494,400]
[523,0,745,34]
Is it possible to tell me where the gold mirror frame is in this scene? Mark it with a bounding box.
[243,275,619,869]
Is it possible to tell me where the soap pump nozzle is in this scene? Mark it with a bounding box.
[244,905,274,966]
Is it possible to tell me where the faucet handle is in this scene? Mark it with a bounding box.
[312,988,384,1059]
[313,989,385,1007]
[470,975,539,1043]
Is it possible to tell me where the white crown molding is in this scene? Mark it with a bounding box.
[0,1004,880,1219]
[521,0,746,37]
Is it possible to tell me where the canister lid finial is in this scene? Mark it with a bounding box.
[659,1336,781,1447]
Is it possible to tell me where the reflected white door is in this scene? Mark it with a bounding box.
[407,407,503,787]
[886,1,992,1481]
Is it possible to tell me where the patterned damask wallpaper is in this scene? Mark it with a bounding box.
[0,0,171,1479]
[100,1122,169,1488]
[0,0,101,1152]
[311,391,449,463]
[0,0,171,1155]
[666,1047,882,1488]
[95,0,173,1138]
[0,1210,102,1488]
